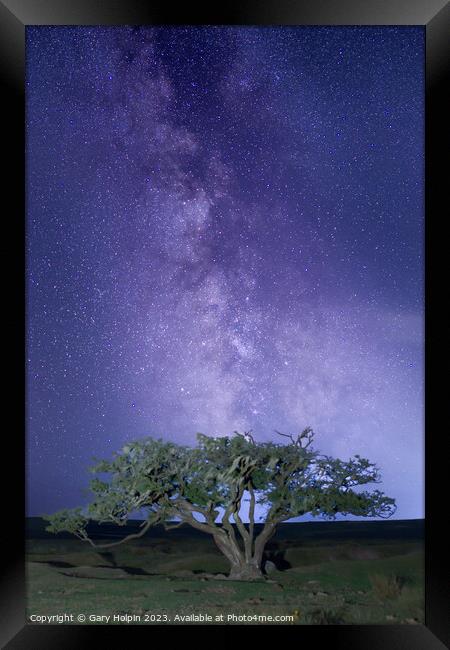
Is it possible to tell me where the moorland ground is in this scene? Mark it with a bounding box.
[26,518,424,625]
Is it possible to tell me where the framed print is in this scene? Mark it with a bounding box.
[1,0,448,647]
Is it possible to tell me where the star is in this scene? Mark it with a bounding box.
[26,25,424,521]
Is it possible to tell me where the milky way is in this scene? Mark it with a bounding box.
[26,26,424,519]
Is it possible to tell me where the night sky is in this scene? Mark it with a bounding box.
[26,26,424,520]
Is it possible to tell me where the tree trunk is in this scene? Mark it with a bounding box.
[213,533,265,580]
[228,560,264,581]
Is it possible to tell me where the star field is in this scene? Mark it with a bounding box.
[26,26,424,519]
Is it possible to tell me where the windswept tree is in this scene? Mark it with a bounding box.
[45,429,396,580]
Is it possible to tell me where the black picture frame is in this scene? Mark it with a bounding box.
[2,1,448,647]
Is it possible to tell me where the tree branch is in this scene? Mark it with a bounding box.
[248,484,256,556]
[163,520,185,531]
[77,515,157,549]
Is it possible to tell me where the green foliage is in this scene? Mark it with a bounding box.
[44,508,88,537]
[44,429,396,542]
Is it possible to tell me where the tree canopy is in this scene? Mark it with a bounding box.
[45,429,396,580]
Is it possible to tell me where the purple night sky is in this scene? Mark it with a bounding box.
[26,26,424,520]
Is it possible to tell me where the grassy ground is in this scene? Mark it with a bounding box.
[26,520,424,625]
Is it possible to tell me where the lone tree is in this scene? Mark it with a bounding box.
[45,429,396,581]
